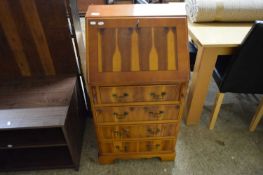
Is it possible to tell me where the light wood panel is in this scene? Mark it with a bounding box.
[112,29,122,72]
[185,21,252,125]
[208,93,225,130]
[131,29,140,71]
[149,28,158,71]
[185,46,233,125]
[188,22,252,47]
[167,28,177,70]
[249,98,263,132]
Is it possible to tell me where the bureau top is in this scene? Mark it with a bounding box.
[86,3,186,18]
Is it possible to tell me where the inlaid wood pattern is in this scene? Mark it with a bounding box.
[131,29,140,71]
[149,28,158,71]
[167,28,177,70]
[97,27,177,72]
[0,0,77,79]
[112,29,121,72]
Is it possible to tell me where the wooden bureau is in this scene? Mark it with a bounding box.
[86,3,189,164]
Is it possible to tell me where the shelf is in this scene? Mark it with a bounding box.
[0,76,76,109]
[0,107,69,129]
[0,128,66,149]
[0,146,74,171]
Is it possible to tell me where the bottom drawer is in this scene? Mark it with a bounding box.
[139,140,176,152]
[99,139,176,155]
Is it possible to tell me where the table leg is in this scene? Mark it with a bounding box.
[184,46,220,125]
[249,97,263,132]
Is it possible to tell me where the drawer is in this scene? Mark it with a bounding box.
[99,85,180,104]
[97,123,178,140]
[139,140,175,153]
[95,105,180,123]
[100,141,137,154]
[99,139,175,154]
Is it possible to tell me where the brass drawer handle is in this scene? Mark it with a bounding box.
[150,92,166,100]
[148,111,164,119]
[113,112,128,120]
[112,93,129,101]
[147,128,161,135]
[113,129,129,138]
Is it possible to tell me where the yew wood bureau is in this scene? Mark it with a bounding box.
[86,3,189,164]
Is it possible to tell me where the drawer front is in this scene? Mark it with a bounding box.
[139,140,175,153]
[97,123,178,140]
[99,139,175,154]
[100,141,137,154]
[99,85,180,104]
[95,105,180,123]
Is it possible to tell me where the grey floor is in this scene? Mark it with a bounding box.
[1,19,262,175]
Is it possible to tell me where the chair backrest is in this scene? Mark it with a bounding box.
[220,21,263,94]
[0,0,78,80]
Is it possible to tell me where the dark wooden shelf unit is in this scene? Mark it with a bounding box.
[0,77,86,171]
[0,0,87,171]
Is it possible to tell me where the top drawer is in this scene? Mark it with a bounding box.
[99,85,180,104]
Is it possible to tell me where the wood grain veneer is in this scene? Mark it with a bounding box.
[86,4,189,164]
